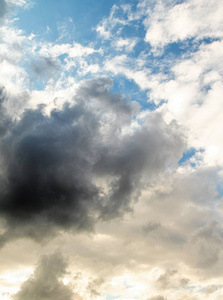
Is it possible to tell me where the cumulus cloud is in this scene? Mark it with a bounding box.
[13,252,75,300]
[1,1,223,299]
[143,0,223,49]
[0,77,184,245]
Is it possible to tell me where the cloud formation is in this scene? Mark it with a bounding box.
[13,252,75,300]
[0,78,184,244]
[142,0,223,48]
[0,0,7,19]
[0,0,223,299]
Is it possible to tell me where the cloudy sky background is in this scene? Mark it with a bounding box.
[0,0,223,299]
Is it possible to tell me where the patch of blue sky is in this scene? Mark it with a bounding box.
[29,77,47,91]
[14,0,213,100]
[163,41,189,58]
[133,39,151,57]
[178,148,196,166]
[216,181,223,198]
[14,0,116,44]
[178,147,204,167]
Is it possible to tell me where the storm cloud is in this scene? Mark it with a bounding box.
[0,78,184,243]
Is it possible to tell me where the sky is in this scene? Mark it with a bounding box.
[0,0,223,299]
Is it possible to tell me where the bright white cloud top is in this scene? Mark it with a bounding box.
[0,0,223,299]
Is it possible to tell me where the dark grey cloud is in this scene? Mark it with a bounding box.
[0,78,185,244]
[13,252,74,300]
[0,0,7,19]
[0,87,11,137]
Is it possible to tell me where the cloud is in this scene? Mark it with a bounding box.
[155,269,189,290]
[0,87,11,137]
[112,37,138,52]
[39,42,98,59]
[147,296,165,300]
[1,1,223,299]
[0,0,31,20]
[148,39,223,167]
[13,252,75,300]
[30,56,61,79]
[0,0,8,19]
[186,222,223,270]
[0,77,184,245]
[95,4,140,40]
[143,0,223,49]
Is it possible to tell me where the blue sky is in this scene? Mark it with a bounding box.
[0,0,223,299]
[15,0,115,42]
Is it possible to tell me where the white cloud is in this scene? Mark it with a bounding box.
[95,4,139,40]
[150,40,223,166]
[39,42,98,58]
[143,0,223,49]
[112,37,138,52]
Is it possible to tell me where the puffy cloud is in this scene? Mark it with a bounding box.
[0,1,223,299]
[13,252,75,300]
[149,39,223,167]
[0,77,185,245]
[143,0,223,49]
